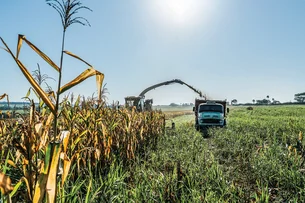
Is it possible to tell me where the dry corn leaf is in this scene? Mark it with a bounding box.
[63,51,104,100]
[33,143,52,203]
[16,34,23,59]
[0,93,8,102]
[7,160,16,168]
[0,37,56,115]
[41,113,54,146]
[95,149,101,161]
[60,131,70,153]
[0,172,13,195]
[64,50,92,67]
[35,123,43,137]
[96,73,104,101]
[46,143,62,203]
[59,67,104,97]
[17,35,60,72]
[61,158,72,187]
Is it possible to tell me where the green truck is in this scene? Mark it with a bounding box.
[193,99,228,130]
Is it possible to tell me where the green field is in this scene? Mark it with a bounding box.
[130,105,305,202]
[160,105,305,202]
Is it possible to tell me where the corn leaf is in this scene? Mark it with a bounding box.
[72,130,88,151]
[0,172,13,195]
[9,179,22,198]
[60,131,70,153]
[18,35,60,72]
[63,50,105,100]
[7,160,16,168]
[40,113,54,149]
[59,67,104,96]
[85,179,92,203]
[8,176,31,200]
[16,35,23,59]
[46,143,62,203]
[0,94,8,103]
[26,87,40,100]
[64,50,92,67]
[33,143,52,203]
[61,158,72,187]
[9,176,31,200]
[58,131,71,187]
[96,73,104,101]
[25,88,31,98]
[21,177,32,200]
[0,37,56,115]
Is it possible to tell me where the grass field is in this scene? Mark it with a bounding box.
[159,105,305,202]
[1,105,305,202]
[129,105,305,202]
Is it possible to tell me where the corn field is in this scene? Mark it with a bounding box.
[0,97,165,202]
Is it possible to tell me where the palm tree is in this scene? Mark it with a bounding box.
[231,99,238,105]
[266,95,270,104]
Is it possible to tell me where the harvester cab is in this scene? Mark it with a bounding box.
[144,99,153,111]
[125,96,145,111]
[125,96,153,112]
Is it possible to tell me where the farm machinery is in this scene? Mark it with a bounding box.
[193,99,229,130]
[125,79,203,111]
[124,79,229,129]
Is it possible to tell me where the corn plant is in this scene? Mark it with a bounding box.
[0,96,166,201]
[0,94,9,104]
[30,63,55,113]
[0,2,105,202]
[46,0,93,139]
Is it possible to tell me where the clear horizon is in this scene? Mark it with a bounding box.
[1,0,304,105]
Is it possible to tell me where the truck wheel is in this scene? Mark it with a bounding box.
[195,120,199,131]
[195,124,200,131]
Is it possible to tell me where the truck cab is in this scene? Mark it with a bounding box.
[193,100,228,130]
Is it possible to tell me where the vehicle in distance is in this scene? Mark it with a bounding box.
[193,99,228,130]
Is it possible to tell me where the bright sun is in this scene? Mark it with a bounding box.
[150,0,214,27]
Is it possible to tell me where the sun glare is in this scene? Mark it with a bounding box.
[150,0,214,27]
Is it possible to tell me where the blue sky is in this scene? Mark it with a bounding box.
[1,0,304,105]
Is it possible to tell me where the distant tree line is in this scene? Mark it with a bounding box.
[169,103,194,107]
[231,95,280,106]
[0,105,27,111]
[230,92,305,106]
[294,92,305,103]
[0,102,32,111]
